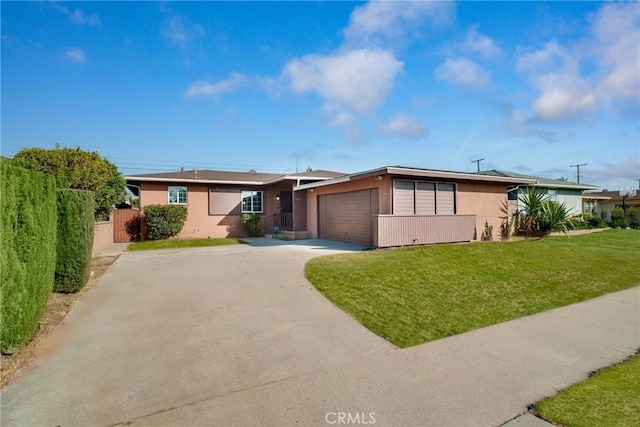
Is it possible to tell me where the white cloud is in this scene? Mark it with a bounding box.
[277,0,449,144]
[434,58,490,90]
[585,158,640,187]
[185,73,248,98]
[283,48,403,114]
[518,43,597,120]
[344,0,454,45]
[516,41,564,72]
[53,3,100,26]
[516,2,639,122]
[532,85,597,121]
[162,15,205,49]
[464,26,501,59]
[496,106,567,143]
[69,9,100,26]
[65,48,86,64]
[589,2,640,102]
[379,114,428,140]
[327,110,365,144]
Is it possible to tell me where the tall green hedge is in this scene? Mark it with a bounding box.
[144,204,188,240]
[55,189,95,293]
[1,163,57,353]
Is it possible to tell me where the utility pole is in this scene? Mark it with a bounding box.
[570,163,587,183]
[637,178,640,190]
[471,158,484,173]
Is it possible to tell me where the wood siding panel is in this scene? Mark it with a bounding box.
[416,182,436,215]
[374,214,476,247]
[209,188,241,215]
[436,183,455,214]
[393,180,415,214]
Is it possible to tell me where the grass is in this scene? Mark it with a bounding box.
[533,353,640,427]
[127,237,240,251]
[305,230,640,348]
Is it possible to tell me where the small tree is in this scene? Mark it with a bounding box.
[610,207,628,229]
[11,145,125,220]
[144,205,187,240]
[628,209,640,230]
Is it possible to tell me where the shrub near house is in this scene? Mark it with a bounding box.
[0,164,57,353]
[55,189,95,293]
[144,204,188,240]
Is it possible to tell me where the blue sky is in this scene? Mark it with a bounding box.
[2,1,639,190]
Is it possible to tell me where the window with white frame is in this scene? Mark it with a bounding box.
[168,186,188,204]
[241,190,263,213]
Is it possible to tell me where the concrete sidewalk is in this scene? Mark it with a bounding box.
[1,241,638,426]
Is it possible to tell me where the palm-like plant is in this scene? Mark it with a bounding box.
[517,187,549,234]
[517,187,571,236]
[539,200,572,234]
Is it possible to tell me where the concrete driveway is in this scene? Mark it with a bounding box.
[1,239,638,426]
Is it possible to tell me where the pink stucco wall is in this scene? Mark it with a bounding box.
[457,181,509,240]
[140,182,243,238]
[92,220,114,256]
[140,181,297,238]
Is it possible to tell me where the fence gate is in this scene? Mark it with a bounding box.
[113,209,140,243]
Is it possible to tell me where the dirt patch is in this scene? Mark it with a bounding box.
[1,255,119,388]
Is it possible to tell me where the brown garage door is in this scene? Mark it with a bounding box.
[318,189,378,246]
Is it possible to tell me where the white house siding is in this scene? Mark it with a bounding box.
[512,187,584,215]
[555,189,583,215]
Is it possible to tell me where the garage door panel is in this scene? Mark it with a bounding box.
[318,189,375,246]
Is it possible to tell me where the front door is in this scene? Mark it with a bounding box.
[280,190,293,214]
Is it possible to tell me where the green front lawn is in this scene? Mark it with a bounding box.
[305,230,640,348]
[533,354,640,427]
[127,237,240,251]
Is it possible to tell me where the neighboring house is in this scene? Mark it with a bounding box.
[126,165,536,247]
[125,169,345,240]
[583,190,640,220]
[478,170,599,215]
